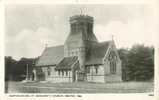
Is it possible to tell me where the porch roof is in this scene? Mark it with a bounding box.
[55,56,78,70]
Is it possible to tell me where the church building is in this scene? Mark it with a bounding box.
[35,14,122,83]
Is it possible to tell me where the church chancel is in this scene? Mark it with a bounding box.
[35,14,122,83]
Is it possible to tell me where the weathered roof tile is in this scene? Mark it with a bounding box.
[86,41,111,65]
[55,56,78,70]
[36,45,64,66]
[36,41,111,66]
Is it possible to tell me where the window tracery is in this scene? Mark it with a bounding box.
[108,50,117,74]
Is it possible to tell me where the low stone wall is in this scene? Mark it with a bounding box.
[86,75,105,83]
[46,77,72,83]
[105,74,122,82]
[86,74,122,83]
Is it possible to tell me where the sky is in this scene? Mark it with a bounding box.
[5,4,157,60]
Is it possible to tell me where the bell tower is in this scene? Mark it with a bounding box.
[69,15,97,42]
[64,14,98,81]
[64,15,98,57]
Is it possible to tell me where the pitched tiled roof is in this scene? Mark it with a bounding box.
[85,41,111,65]
[36,45,64,66]
[36,41,111,67]
[55,56,78,70]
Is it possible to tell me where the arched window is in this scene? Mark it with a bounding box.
[108,51,117,74]
[47,67,51,76]
[94,65,99,74]
[58,70,60,76]
[110,60,116,74]
[66,70,68,76]
[62,70,64,76]
[86,66,90,73]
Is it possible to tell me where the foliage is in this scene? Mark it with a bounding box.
[118,44,154,81]
[5,57,36,81]
[5,57,17,81]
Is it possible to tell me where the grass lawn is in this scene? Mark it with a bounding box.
[6,81,154,93]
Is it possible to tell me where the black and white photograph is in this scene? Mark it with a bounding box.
[4,4,155,94]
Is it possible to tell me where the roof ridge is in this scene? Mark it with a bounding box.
[99,40,112,44]
[64,56,78,58]
[47,45,64,49]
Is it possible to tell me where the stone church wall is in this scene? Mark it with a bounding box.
[105,75,122,82]
[49,70,72,83]
[103,59,122,82]
[86,65,105,83]
[41,66,73,83]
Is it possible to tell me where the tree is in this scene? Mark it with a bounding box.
[126,44,154,81]
[118,48,129,81]
[5,57,36,81]
[118,44,154,81]
[5,56,17,81]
